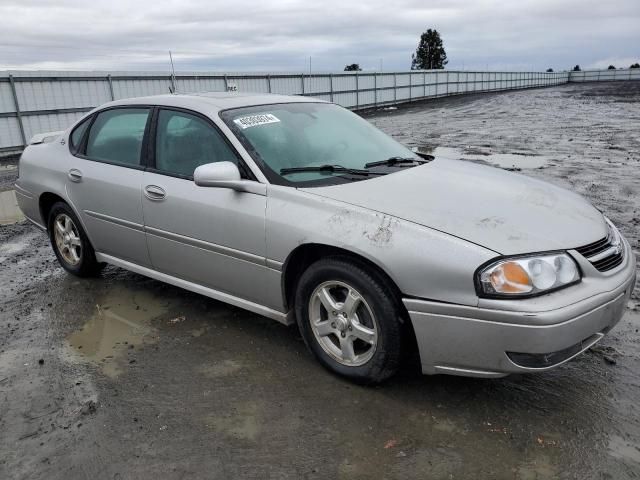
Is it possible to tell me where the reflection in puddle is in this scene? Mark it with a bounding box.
[67,288,168,378]
[0,190,25,225]
[416,146,549,170]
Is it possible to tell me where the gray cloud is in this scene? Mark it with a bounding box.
[1,0,639,72]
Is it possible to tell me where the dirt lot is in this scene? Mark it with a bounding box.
[1,81,639,479]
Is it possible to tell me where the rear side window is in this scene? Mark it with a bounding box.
[155,109,238,177]
[85,108,150,166]
[70,115,92,151]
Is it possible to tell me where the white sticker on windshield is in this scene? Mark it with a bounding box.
[234,113,280,129]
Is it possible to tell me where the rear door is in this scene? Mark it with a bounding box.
[66,106,152,266]
[140,107,276,308]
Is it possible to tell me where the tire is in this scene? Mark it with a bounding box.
[47,201,102,277]
[295,256,403,384]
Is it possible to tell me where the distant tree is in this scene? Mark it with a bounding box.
[607,65,616,70]
[546,68,554,72]
[411,29,448,70]
[344,63,362,72]
[572,65,581,72]
[630,63,640,69]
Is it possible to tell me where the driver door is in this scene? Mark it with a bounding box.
[141,108,274,307]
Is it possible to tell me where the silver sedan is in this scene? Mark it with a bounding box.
[15,92,636,383]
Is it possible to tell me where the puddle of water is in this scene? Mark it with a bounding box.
[67,288,168,378]
[416,145,549,170]
[0,190,25,225]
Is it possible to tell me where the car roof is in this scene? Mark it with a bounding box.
[103,92,327,116]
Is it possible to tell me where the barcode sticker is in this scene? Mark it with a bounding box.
[233,114,280,129]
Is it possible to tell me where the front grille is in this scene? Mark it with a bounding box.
[575,235,624,272]
[574,237,610,258]
[591,252,624,272]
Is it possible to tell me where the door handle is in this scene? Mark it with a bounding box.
[68,169,83,182]
[144,185,166,201]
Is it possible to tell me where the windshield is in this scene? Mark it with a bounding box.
[221,102,420,186]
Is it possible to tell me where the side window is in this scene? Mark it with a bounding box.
[85,108,150,166]
[70,115,92,151]
[155,109,238,177]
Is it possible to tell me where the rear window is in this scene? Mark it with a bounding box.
[85,108,150,166]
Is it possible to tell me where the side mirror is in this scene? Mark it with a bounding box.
[194,162,265,195]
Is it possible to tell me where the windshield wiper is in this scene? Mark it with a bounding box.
[364,156,428,169]
[280,164,379,176]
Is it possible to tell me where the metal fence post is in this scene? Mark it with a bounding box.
[223,75,229,92]
[408,72,412,102]
[301,73,305,95]
[329,74,334,103]
[267,75,272,93]
[374,73,377,107]
[355,71,359,109]
[423,72,426,98]
[8,74,27,147]
[107,74,115,100]
[393,72,397,103]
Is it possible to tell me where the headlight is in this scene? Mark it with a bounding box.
[477,253,581,298]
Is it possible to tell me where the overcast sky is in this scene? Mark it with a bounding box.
[1,0,638,72]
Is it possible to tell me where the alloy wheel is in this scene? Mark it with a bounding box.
[53,213,82,266]
[308,280,378,366]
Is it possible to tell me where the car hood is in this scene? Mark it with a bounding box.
[301,159,607,255]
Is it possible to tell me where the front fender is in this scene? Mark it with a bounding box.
[266,185,497,307]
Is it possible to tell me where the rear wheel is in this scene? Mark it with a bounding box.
[48,202,102,277]
[295,257,403,383]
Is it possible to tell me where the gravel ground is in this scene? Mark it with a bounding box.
[1,81,639,479]
[0,155,19,193]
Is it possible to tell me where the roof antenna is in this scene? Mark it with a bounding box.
[168,50,177,94]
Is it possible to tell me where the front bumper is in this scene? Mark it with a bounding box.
[404,241,637,378]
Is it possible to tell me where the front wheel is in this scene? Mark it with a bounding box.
[295,257,403,383]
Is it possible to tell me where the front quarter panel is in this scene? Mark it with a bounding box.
[266,185,497,307]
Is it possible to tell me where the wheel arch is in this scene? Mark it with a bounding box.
[39,191,68,229]
[281,243,407,318]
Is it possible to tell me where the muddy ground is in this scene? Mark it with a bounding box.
[1,81,639,479]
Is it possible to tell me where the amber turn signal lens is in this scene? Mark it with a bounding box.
[489,261,533,293]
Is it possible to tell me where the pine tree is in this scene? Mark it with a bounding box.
[411,29,448,70]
